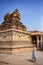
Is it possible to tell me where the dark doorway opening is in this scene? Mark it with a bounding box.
[32,35,37,48]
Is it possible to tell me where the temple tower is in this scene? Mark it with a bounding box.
[0,9,26,31]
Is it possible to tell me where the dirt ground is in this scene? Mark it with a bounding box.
[0,51,43,65]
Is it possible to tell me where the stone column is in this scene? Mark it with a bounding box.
[37,36,39,50]
[40,35,42,48]
[41,35,42,43]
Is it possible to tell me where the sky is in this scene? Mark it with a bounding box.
[0,0,43,31]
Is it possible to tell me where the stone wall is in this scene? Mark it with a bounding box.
[0,29,33,54]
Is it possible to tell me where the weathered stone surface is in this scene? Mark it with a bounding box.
[0,9,26,31]
[0,29,32,53]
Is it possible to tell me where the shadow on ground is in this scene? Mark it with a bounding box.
[0,61,10,64]
[27,59,34,62]
[27,59,41,65]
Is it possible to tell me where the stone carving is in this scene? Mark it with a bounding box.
[0,9,26,31]
[12,9,21,20]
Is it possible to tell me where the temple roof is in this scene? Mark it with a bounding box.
[0,9,26,31]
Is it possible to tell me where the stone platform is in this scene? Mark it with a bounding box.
[0,29,33,54]
[0,45,33,54]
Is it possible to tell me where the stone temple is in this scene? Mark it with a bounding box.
[0,9,43,53]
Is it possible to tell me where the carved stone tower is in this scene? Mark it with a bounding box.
[0,9,32,54]
[0,9,26,31]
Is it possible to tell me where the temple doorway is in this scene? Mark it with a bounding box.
[31,35,41,48]
[32,35,37,48]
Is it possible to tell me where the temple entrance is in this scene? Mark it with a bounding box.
[32,35,37,48]
[31,35,41,48]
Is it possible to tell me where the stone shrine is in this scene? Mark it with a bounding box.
[0,9,32,53]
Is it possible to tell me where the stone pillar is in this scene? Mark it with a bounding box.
[37,36,39,49]
[41,35,42,43]
[40,35,42,48]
